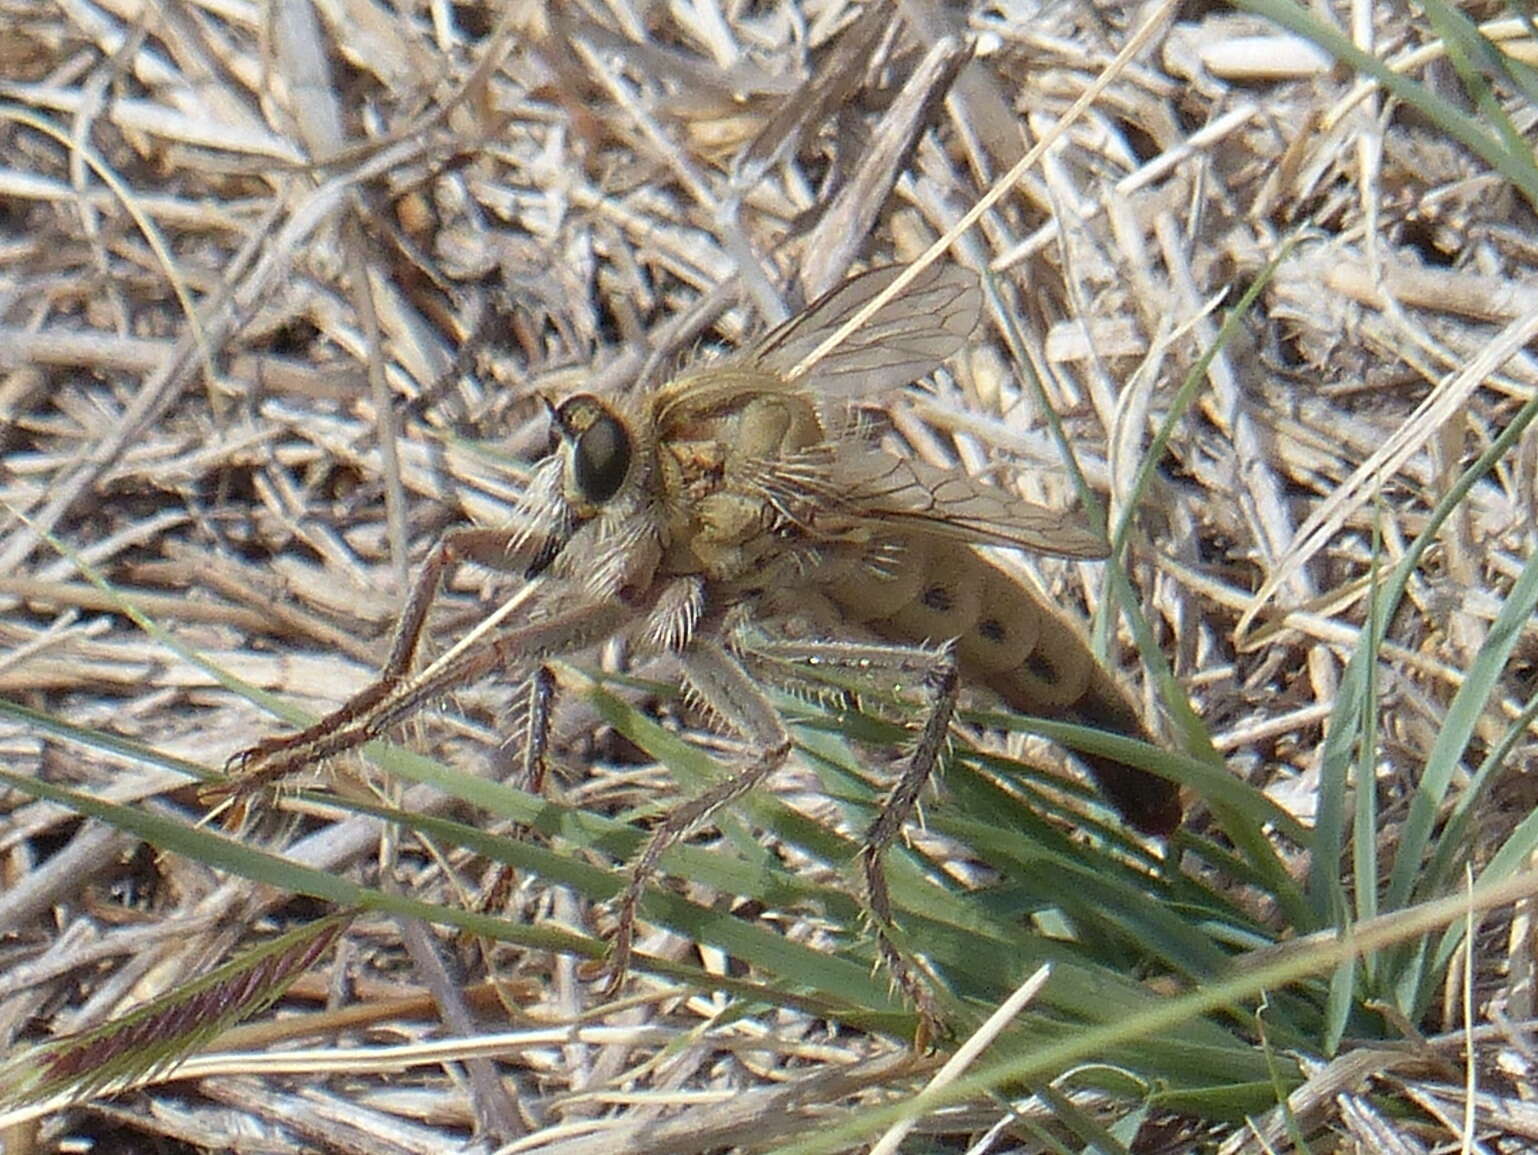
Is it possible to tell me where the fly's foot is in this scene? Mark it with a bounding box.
[226,733,299,776]
[861,841,952,1049]
[577,896,638,1000]
[213,674,406,804]
[204,732,314,809]
[596,888,642,999]
[881,942,946,1051]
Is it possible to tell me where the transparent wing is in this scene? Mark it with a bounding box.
[652,263,981,425]
[753,263,982,395]
[811,449,1110,559]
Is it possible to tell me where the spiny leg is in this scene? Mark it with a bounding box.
[216,597,628,800]
[516,663,559,797]
[222,527,526,791]
[603,639,791,996]
[736,633,960,1040]
[858,645,957,1044]
[477,663,560,921]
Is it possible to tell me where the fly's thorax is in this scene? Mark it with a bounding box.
[652,364,821,439]
[654,438,752,579]
[651,387,834,583]
[730,393,826,457]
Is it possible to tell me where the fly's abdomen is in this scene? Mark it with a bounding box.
[821,536,1095,708]
[821,538,1181,836]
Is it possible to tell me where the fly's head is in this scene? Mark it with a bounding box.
[549,394,633,517]
[512,393,663,599]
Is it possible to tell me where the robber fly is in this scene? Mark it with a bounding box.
[224,262,1181,1029]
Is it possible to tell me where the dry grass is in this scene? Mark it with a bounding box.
[4,0,1538,1151]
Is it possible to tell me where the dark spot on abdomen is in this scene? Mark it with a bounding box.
[1025,653,1058,684]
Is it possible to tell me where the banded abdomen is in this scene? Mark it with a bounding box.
[820,534,1181,837]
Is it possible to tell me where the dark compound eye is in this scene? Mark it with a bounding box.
[574,413,629,502]
[555,395,631,505]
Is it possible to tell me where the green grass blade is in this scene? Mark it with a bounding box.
[1385,541,1538,915]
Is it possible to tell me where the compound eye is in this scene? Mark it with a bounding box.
[555,395,631,505]
[574,413,630,503]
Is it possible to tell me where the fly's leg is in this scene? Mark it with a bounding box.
[221,526,526,796]
[735,634,960,1042]
[516,663,559,797]
[476,663,560,923]
[859,646,957,1043]
[602,640,792,996]
[216,589,627,801]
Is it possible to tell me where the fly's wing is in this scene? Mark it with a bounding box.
[757,265,1104,558]
[753,263,982,395]
[815,447,1111,559]
[652,263,982,426]
[666,263,1103,559]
